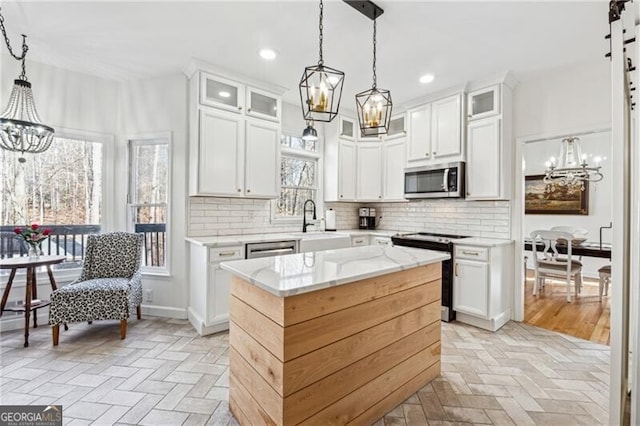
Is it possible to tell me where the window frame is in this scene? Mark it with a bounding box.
[272,133,324,224]
[0,127,114,285]
[126,132,172,276]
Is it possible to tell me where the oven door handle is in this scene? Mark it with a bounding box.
[455,262,459,277]
[441,168,450,191]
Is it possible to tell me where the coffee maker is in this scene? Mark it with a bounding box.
[359,207,377,230]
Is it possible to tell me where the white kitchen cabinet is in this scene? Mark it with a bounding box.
[338,140,357,201]
[372,236,391,246]
[467,84,500,121]
[382,137,406,201]
[453,259,489,317]
[200,72,245,113]
[189,244,244,335]
[386,113,407,140]
[357,143,383,201]
[466,117,501,199]
[431,94,463,160]
[339,116,356,140]
[197,108,244,195]
[192,107,279,197]
[244,119,280,198]
[246,86,281,122]
[406,104,432,164]
[406,94,463,167]
[453,242,513,331]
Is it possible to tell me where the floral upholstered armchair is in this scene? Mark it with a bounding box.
[49,232,144,345]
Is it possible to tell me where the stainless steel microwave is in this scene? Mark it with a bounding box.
[404,162,465,199]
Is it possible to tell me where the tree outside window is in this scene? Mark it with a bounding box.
[274,135,319,218]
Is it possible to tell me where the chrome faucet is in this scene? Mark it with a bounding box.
[302,199,316,233]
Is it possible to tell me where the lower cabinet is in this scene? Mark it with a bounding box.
[351,235,370,247]
[453,242,513,331]
[372,236,391,246]
[188,243,243,335]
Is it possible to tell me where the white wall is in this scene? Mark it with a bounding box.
[116,73,189,318]
[515,59,612,278]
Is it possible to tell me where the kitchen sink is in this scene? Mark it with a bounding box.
[293,232,352,253]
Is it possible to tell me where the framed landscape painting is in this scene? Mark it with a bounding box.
[524,174,589,215]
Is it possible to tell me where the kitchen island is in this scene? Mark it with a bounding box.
[220,245,449,425]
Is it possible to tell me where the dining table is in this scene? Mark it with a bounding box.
[523,238,612,259]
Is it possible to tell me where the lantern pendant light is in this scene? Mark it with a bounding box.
[0,7,55,163]
[356,17,392,137]
[299,0,345,123]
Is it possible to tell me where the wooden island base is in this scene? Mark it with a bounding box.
[228,262,442,425]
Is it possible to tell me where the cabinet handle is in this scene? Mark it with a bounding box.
[355,239,364,243]
[462,250,479,256]
[433,152,437,155]
[218,251,237,257]
[237,188,242,192]
[455,263,459,277]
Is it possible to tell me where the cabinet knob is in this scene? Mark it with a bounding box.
[466,192,470,196]
[247,189,251,193]
[247,108,252,112]
[425,153,430,157]
[340,194,343,198]
[378,195,382,199]
[238,106,243,111]
[468,114,472,118]
[433,152,437,155]
[237,188,242,192]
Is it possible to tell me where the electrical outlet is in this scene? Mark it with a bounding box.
[144,289,153,303]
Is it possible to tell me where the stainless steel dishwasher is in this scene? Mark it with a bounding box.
[245,240,297,259]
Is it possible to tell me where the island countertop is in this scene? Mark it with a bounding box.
[220,245,450,297]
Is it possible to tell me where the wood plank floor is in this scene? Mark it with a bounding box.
[524,271,610,345]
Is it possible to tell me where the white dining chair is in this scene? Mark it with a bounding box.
[530,229,583,302]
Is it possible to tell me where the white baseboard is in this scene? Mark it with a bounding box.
[141,304,188,319]
[455,309,511,332]
[188,308,229,336]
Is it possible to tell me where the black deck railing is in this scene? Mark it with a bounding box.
[0,223,167,268]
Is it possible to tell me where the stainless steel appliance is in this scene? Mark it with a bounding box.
[391,232,471,322]
[404,161,465,199]
[359,207,377,230]
[245,241,297,259]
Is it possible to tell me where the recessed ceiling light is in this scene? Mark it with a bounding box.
[259,48,277,60]
[419,74,435,84]
[218,91,231,98]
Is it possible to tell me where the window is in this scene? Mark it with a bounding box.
[273,134,320,219]
[128,136,169,272]
[0,135,104,267]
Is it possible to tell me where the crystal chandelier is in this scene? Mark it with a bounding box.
[543,136,603,193]
[299,0,345,123]
[0,8,54,163]
[355,17,392,137]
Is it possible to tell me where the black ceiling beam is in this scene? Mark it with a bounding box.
[343,0,384,20]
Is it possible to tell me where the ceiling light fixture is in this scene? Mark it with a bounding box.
[301,121,318,141]
[544,136,604,194]
[299,0,345,123]
[419,73,435,84]
[355,5,392,137]
[259,48,277,60]
[0,7,54,163]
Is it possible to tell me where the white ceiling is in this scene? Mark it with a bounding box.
[1,1,610,106]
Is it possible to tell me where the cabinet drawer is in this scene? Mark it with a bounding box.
[209,246,244,262]
[373,237,391,246]
[454,245,489,261]
[351,236,369,247]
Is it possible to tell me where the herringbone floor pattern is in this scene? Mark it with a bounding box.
[0,317,609,425]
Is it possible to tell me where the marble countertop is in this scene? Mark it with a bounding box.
[452,237,514,247]
[185,229,400,247]
[220,245,450,297]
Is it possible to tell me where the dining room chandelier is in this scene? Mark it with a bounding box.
[299,0,345,123]
[0,7,54,163]
[355,16,392,137]
[543,136,603,193]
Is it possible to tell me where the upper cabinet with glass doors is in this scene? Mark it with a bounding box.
[199,71,281,123]
[467,85,500,121]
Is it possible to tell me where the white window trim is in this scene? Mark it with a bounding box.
[126,132,172,276]
[271,142,324,225]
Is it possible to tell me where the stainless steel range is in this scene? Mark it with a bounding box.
[391,232,471,322]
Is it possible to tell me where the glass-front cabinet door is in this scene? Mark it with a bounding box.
[200,72,245,113]
[339,116,356,140]
[467,85,500,120]
[246,87,281,122]
[386,113,406,139]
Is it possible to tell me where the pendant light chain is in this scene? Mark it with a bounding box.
[0,8,28,81]
[318,0,324,65]
[372,19,377,89]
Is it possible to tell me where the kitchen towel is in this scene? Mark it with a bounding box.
[325,209,336,231]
